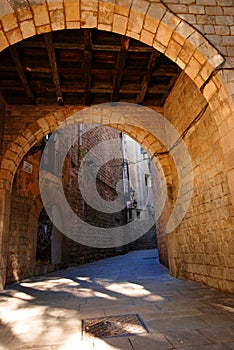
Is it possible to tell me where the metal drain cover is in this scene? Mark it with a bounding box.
[82,314,148,339]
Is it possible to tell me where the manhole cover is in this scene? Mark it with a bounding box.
[82,314,149,339]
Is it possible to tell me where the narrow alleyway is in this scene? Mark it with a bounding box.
[0,249,233,350]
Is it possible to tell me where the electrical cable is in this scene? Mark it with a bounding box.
[151,102,209,160]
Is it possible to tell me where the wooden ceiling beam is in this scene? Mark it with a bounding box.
[17,40,154,53]
[0,66,17,72]
[136,51,161,104]
[3,31,180,107]
[0,86,25,91]
[92,44,153,53]
[60,87,141,94]
[44,33,63,105]
[112,36,130,102]
[152,70,178,77]
[8,66,148,77]
[83,29,93,106]
[9,46,35,104]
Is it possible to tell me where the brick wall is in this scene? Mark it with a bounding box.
[61,124,129,267]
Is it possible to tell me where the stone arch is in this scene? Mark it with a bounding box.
[3,105,176,284]
[0,0,232,202]
[1,105,179,192]
[0,103,233,291]
[0,0,233,291]
[1,102,188,267]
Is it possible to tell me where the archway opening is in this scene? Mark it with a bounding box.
[9,123,159,280]
[36,207,53,264]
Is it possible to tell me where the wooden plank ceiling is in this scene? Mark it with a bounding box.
[0,29,181,107]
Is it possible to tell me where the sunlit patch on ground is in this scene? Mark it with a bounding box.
[0,250,233,350]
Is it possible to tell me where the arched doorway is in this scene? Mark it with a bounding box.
[36,208,53,264]
[35,207,62,275]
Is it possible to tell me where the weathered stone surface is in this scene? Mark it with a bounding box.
[20,19,36,38]
[0,0,233,293]
[1,250,234,349]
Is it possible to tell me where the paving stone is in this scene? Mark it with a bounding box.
[199,327,234,343]
[180,344,228,349]
[146,316,209,333]
[155,299,208,311]
[196,306,228,315]
[0,335,14,348]
[93,337,133,349]
[129,333,173,350]
[103,304,137,316]
[139,307,204,321]
[164,329,213,348]
[199,314,234,327]
[0,250,233,349]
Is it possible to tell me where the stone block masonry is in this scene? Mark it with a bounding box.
[163,72,234,292]
[0,0,233,292]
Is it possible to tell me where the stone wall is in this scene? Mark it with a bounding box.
[0,0,233,291]
[7,151,40,283]
[4,105,60,283]
[162,0,234,66]
[2,105,62,155]
[163,0,234,103]
[163,71,234,291]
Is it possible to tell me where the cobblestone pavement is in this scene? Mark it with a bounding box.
[0,249,233,350]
